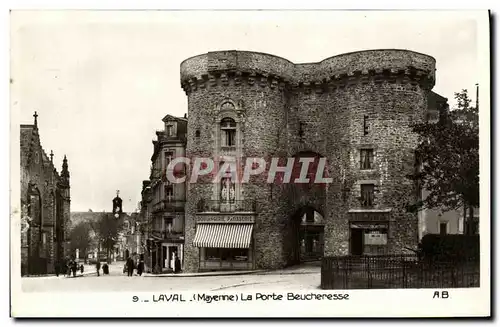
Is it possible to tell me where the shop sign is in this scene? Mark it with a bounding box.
[351,222,388,229]
[197,214,255,224]
[364,231,388,245]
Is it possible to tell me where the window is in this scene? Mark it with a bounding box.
[166,125,173,136]
[204,248,248,261]
[220,177,235,203]
[360,184,375,207]
[232,249,249,261]
[165,185,173,197]
[164,218,173,234]
[164,151,173,169]
[360,149,374,170]
[205,248,220,260]
[220,118,236,147]
[439,222,448,235]
[363,115,369,135]
[195,130,200,138]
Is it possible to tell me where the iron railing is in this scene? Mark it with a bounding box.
[152,200,186,213]
[321,254,479,290]
[197,199,257,213]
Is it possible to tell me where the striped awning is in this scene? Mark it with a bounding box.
[193,224,253,248]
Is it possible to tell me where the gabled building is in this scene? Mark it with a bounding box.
[20,112,71,276]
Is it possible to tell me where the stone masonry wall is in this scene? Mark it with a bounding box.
[181,49,435,271]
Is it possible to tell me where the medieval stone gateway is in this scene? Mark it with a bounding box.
[179,49,436,272]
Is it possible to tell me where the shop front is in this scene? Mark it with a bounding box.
[193,222,254,271]
[349,221,389,255]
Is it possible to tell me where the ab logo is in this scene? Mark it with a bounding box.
[433,291,449,299]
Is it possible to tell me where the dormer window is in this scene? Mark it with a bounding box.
[220,118,236,147]
[166,125,174,137]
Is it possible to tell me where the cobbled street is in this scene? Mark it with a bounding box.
[21,262,321,292]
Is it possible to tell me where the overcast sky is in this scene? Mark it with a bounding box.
[10,10,482,212]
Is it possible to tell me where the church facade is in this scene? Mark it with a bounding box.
[20,112,71,276]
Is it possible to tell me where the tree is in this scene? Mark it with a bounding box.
[408,89,479,235]
[69,221,92,263]
[92,213,122,264]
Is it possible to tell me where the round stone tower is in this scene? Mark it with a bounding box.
[180,49,435,272]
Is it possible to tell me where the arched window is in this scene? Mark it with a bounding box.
[220,118,236,147]
[28,185,42,226]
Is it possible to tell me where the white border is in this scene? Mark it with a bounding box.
[6,8,492,318]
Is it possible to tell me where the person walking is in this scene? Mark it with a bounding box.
[54,260,60,277]
[96,261,101,277]
[66,260,72,277]
[127,257,134,277]
[137,259,144,276]
[71,261,77,277]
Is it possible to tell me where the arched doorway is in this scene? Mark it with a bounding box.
[289,207,325,265]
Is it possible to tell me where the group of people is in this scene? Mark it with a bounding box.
[124,257,144,276]
[54,259,84,278]
[94,261,110,276]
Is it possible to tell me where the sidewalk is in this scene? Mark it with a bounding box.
[142,264,320,278]
[143,270,265,278]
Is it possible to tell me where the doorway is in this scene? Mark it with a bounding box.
[168,246,176,269]
[350,228,364,255]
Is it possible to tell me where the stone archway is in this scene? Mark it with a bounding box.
[288,206,325,265]
[283,151,327,266]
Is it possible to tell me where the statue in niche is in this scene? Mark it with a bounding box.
[220,178,230,201]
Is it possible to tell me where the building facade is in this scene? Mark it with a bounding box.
[20,112,71,275]
[179,49,438,272]
[418,92,480,238]
[144,115,187,273]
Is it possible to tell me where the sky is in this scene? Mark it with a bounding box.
[10,10,483,213]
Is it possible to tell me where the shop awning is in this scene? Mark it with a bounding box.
[192,224,253,248]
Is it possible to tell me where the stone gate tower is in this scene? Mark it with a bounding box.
[180,49,436,272]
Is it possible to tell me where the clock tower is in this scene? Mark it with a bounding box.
[112,190,123,218]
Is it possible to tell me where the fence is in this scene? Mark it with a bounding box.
[321,254,479,289]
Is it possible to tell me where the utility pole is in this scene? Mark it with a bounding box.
[475,83,479,110]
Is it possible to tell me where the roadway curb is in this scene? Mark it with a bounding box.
[142,270,267,278]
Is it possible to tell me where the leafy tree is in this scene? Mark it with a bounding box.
[409,89,479,235]
[92,213,122,263]
[69,221,92,263]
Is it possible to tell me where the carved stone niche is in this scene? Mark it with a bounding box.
[220,101,235,112]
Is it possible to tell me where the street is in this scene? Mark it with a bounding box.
[21,262,321,292]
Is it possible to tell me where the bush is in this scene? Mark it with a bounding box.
[420,234,479,262]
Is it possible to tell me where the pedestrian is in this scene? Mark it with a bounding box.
[127,257,134,277]
[71,261,77,277]
[66,260,72,277]
[54,260,60,277]
[96,261,101,277]
[103,263,109,275]
[137,259,144,276]
[175,256,181,274]
[80,264,84,275]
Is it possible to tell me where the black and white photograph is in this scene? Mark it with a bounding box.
[9,9,490,317]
